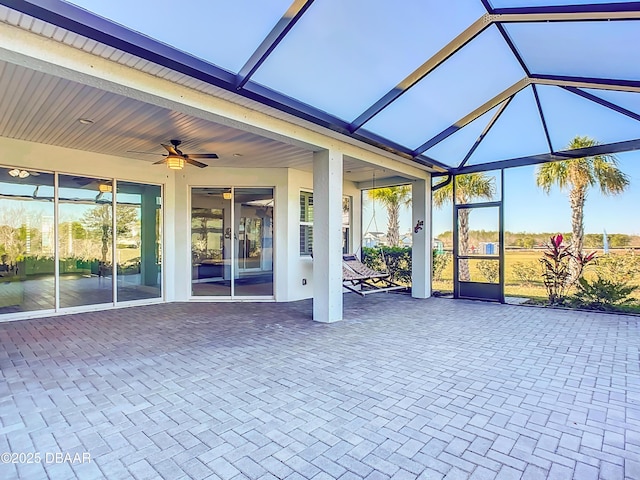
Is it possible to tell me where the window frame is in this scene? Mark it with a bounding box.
[299,190,313,256]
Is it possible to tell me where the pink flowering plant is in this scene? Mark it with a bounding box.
[540,234,596,305]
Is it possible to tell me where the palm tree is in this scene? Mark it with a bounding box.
[432,173,495,281]
[536,135,629,280]
[367,186,412,247]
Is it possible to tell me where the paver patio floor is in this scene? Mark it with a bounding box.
[0,295,639,479]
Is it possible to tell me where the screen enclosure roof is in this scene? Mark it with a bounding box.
[3,0,640,175]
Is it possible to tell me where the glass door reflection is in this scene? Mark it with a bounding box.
[191,188,232,296]
[0,168,55,314]
[116,181,162,302]
[58,175,113,308]
[190,187,273,298]
[234,188,273,297]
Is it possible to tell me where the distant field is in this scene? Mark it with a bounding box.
[433,249,640,307]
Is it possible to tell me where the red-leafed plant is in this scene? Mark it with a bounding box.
[540,234,596,305]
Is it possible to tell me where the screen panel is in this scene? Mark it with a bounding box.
[252,0,486,121]
[465,86,550,166]
[424,105,502,168]
[505,21,640,81]
[582,89,640,117]
[363,26,526,149]
[67,0,292,73]
[536,85,640,151]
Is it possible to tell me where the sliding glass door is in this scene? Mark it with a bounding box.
[0,169,55,314]
[191,187,273,298]
[116,182,162,302]
[235,188,273,297]
[0,166,163,318]
[191,188,232,296]
[58,175,114,308]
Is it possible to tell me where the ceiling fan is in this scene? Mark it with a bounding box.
[146,140,218,169]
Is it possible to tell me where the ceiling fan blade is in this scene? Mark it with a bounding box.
[161,143,179,156]
[184,158,208,168]
[188,153,219,159]
[153,158,169,165]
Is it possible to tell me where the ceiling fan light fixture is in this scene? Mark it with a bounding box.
[166,155,184,170]
[8,169,21,177]
[18,170,30,178]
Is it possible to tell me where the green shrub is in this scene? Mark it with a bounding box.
[594,253,640,284]
[362,246,412,285]
[511,261,539,286]
[432,250,451,281]
[572,277,638,311]
[477,260,499,283]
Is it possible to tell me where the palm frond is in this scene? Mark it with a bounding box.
[536,161,569,193]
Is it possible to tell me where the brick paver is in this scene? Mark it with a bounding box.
[0,295,638,479]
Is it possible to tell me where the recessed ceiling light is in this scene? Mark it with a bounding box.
[233,153,243,157]
[78,118,94,125]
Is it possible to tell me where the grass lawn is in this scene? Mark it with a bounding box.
[432,249,640,312]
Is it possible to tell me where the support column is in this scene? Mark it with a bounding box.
[412,178,432,298]
[313,149,343,322]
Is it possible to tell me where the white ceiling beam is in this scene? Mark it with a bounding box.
[531,76,640,93]
[493,11,640,22]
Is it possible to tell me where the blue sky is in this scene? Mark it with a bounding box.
[427,151,640,237]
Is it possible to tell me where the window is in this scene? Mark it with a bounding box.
[342,196,351,254]
[300,191,313,255]
[299,192,351,256]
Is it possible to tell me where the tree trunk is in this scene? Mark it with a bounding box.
[101,225,109,264]
[387,203,400,247]
[569,186,586,283]
[458,208,470,281]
